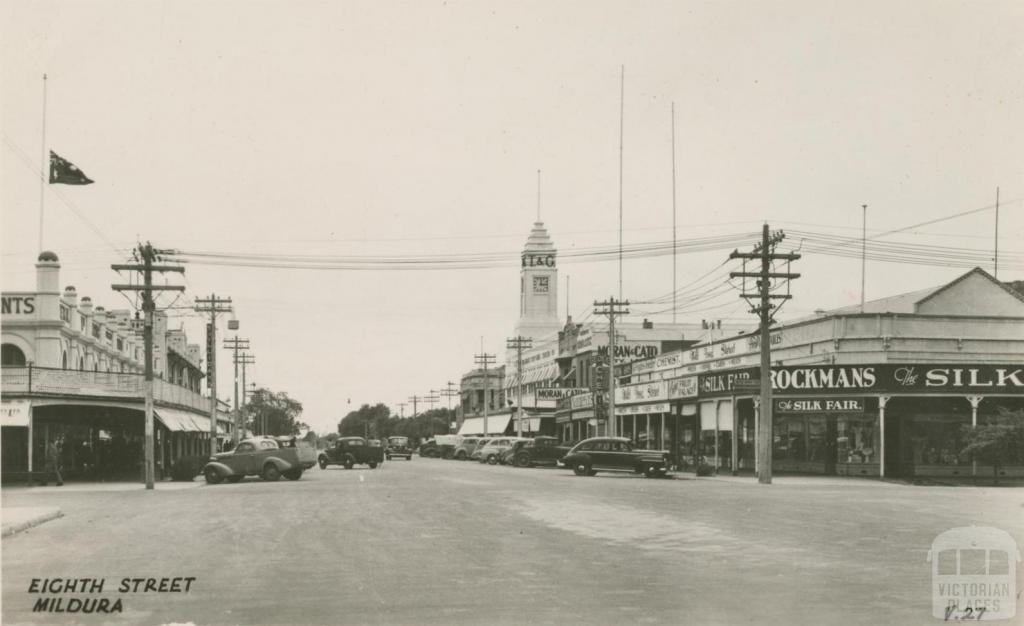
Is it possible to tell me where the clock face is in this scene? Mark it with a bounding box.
[533,276,549,293]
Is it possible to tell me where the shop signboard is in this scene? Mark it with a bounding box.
[615,402,670,416]
[667,376,698,399]
[1,399,31,426]
[698,369,759,397]
[770,364,1024,394]
[537,387,588,400]
[695,364,1024,397]
[774,398,865,414]
[616,380,668,405]
[570,393,594,410]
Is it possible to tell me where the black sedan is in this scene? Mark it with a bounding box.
[559,437,670,478]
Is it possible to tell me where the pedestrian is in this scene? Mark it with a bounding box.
[41,437,64,486]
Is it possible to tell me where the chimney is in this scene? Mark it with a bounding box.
[62,285,78,308]
[642,318,653,329]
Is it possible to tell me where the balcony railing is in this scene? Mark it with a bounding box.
[1,366,216,413]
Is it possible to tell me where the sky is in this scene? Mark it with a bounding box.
[2,1,1022,435]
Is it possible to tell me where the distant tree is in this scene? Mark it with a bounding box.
[301,431,318,445]
[960,409,1024,484]
[245,388,305,436]
[338,403,392,438]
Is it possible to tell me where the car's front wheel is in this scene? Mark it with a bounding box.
[204,467,223,484]
[514,453,531,468]
[644,465,660,478]
[263,464,281,482]
[318,456,328,470]
[573,462,591,476]
[369,462,378,469]
[486,455,499,465]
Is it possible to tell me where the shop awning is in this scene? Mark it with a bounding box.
[155,407,207,432]
[457,413,512,436]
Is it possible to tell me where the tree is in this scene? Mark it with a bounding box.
[960,409,1024,484]
[245,388,306,436]
[338,403,392,438]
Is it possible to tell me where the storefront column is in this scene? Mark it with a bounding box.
[878,396,889,478]
[731,396,739,476]
[752,397,760,475]
[27,408,34,472]
[645,414,651,449]
[967,395,983,477]
[631,416,636,442]
[713,399,720,471]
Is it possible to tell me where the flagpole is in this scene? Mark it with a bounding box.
[39,73,48,253]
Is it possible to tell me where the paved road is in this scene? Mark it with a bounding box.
[3,459,1022,625]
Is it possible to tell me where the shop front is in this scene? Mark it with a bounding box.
[762,364,1024,478]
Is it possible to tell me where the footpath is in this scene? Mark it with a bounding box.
[1,479,201,539]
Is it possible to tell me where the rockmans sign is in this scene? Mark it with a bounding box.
[2,296,36,315]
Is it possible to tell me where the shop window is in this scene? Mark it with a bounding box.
[773,417,805,460]
[907,413,969,466]
[837,416,876,464]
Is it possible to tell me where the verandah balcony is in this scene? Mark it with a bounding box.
[1,365,214,413]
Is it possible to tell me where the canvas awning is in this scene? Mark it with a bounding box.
[457,413,512,436]
[155,408,210,432]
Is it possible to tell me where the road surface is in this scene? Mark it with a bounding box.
[3,458,1021,625]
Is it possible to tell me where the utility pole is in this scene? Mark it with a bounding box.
[194,294,233,457]
[440,381,458,413]
[235,352,255,435]
[729,224,801,485]
[594,297,629,437]
[408,395,422,418]
[506,336,533,437]
[112,243,185,489]
[474,350,496,435]
[223,336,250,445]
[397,402,407,419]
[427,390,441,412]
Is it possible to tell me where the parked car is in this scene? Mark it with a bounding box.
[476,437,523,465]
[559,437,671,478]
[203,437,316,484]
[418,435,462,459]
[453,437,491,460]
[500,436,565,467]
[386,436,413,460]
[318,436,384,469]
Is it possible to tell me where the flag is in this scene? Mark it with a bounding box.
[49,151,94,185]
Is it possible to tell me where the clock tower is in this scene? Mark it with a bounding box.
[514,221,559,341]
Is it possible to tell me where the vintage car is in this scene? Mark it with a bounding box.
[476,437,525,465]
[453,437,490,461]
[499,436,566,467]
[559,437,671,478]
[203,437,316,484]
[418,435,461,459]
[386,436,413,460]
[318,436,384,469]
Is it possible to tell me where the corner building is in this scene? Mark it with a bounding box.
[620,267,1024,479]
